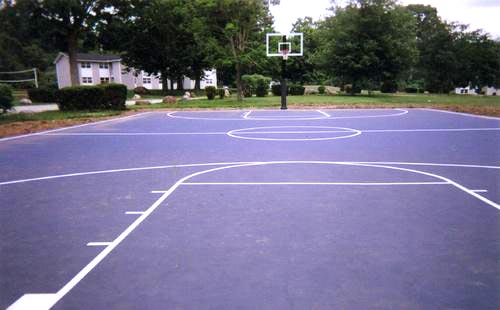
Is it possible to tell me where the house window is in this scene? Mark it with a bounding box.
[99,63,109,69]
[205,79,213,84]
[100,77,110,84]
[80,62,91,68]
[82,77,93,84]
[111,77,115,82]
[143,77,152,84]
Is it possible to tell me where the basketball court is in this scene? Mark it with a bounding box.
[1,108,499,309]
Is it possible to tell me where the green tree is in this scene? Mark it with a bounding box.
[18,0,118,86]
[318,0,417,94]
[453,27,500,89]
[200,0,271,101]
[406,4,457,93]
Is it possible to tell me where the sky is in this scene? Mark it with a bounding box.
[270,0,500,38]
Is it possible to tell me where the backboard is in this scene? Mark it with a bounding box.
[266,33,303,57]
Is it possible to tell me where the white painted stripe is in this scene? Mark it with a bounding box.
[182,182,449,186]
[125,211,145,215]
[167,109,409,121]
[86,242,112,247]
[419,108,500,120]
[352,162,500,169]
[0,112,153,142]
[0,162,255,186]
[43,132,226,136]
[1,161,499,187]
[317,110,331,117]
[7,293,58,310]
[151,190,169,193]
[362,128,500,133]
[471,189,488,193]
[242,111,252,119]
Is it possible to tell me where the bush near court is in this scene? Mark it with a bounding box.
[56,83,127,111]
[0,83,14,113]
[28,87,58,103]
[242,74,271,97]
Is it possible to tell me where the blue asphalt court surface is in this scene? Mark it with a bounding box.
[0,108,499,309]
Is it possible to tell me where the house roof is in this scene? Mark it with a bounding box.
[54,52,121,64]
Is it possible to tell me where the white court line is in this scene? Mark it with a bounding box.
[9,161,499,309]
[227,126,361,141]
[362,128,500,133]
[419,108,500,120]
[182,182,449,186]
[471,189,488,193]
[86,242,112,247]
[0,162,255,186]
[242,111,252,119]
[317,110,331,117]
[125,211,145,215]
[167,109,408,121]
[352,162,500,169]
[2,161,499,187]
[0,112,153,142]
[151,190,169,194]
[43,132,226,136]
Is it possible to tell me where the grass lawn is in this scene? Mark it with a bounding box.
[129,93,500,116]
[0,110,122,125]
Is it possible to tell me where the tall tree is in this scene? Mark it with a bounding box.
[406,4,457,93]
[318,0,416,94]
[28,0,115,86]
[200,0,271,101]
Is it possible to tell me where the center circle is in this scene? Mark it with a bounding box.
[227,126,362,141]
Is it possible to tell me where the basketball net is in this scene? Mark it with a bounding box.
[281,49,289,61]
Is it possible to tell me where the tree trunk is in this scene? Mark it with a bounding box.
[170,79,174,90]
[68,32,79,86]
[194,76,201,90]
[161,71,168,94]
[235,62,243,101]
[177,77,184,90]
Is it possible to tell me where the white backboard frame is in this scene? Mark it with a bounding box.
[266,32,304,57]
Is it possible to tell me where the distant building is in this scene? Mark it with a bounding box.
[53,52,217,90]
[454,85,498,96]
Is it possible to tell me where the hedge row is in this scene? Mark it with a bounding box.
[56,84,127,111]
[28,87,57,103]
[271,84,305,96]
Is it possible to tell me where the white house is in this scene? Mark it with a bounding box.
[454,85,498,96]
[54,52,217,90]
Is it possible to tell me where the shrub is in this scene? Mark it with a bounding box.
[289,84,305,96]
[255,79,269,97]
[56,86,104,111]
[343,84,361,94]
[380,80,398,93]
[0,83,14,113]
[218,88,225,99]
[242,74,271,95]
[28,87,57,103]
[205,86,216,100]
[318,86,325,94]
[405,87,418,93]
[56,84,127,111]
[133,86,149,95]
[99,83,127,110]
[271,84,283,96]
[243,87,253,97]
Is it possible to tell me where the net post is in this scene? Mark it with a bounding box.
[33,68,38,88]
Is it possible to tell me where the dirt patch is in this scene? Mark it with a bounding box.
[0,111,141,139]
